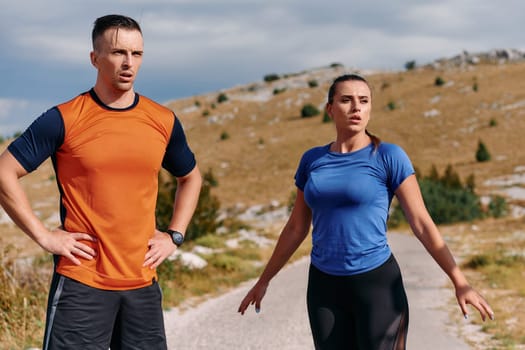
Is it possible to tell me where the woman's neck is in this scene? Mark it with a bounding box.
[330,133,371,153]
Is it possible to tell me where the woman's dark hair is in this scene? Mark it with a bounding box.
[327,73,381,149]
[92,14,142,48]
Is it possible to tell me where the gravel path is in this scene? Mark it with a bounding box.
[164,232,474,349]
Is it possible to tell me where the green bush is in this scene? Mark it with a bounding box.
[418,178,483,224]
[476,140,491,162]
[389,164,486,227]
[488,195,508,218]
[156,168,221,241]
[434,76,446,86]
[301,104,320,118]
[404,60,416,70]
[387,101,397,111]
[263,74,280,83]
[308,80,318,88]
[217,93,228,103]
[220,131,230,140]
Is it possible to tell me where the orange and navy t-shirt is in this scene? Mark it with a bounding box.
[8,89,196,290]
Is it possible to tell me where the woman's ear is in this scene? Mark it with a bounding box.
[325,103,333,119]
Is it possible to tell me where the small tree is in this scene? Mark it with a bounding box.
[434,76,446,86]
[488,196,508,218]
[308,80,318,88]
[217,93,228,103]
[301,104,320,118]
[156,168,221,241]
[404,60,416,70]
[387,101,397,111]
[476,140,491,162]
[264,74,280,83]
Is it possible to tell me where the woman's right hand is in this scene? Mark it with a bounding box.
[238,281,269,315]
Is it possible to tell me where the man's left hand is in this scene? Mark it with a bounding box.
[143,229,177,269]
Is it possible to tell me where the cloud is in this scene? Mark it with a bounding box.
[0,98,49,137]
[1,0,525,133]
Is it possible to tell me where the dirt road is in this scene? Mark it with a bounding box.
[164,232,475,349]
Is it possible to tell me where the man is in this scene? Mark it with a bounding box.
[0,14,202,349]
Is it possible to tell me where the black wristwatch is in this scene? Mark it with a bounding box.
[167,229,184,247]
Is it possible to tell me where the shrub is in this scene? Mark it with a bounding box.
[487,195,508,218]
[156,168,221,242]
[418,178,482,224]
[301,104,320,118]
[273,87,286,95]
[434,76,446,86]
[220,131,230,140]
[405,60,416,70]
[217,93,228,103]
[308,80,318,88]
[387,101,397,111]
[263,74,280,83]
[476,140,491,162]
[489,118,497,127]
[389,164,485,227]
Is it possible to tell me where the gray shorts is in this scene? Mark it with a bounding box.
[43,273,167,350]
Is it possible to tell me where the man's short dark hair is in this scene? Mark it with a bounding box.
[92,14,142,48]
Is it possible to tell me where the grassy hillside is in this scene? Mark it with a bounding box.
[1,58,524,349]
[165,62,525,211]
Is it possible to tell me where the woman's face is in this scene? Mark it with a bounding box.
[326,80,372,136]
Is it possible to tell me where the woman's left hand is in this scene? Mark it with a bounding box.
[455,285,494,321]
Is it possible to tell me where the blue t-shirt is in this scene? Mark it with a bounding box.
[295,142,414,276]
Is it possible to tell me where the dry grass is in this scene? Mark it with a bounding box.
[440,217,525,349]
[167,62,525,209]
[1,60,525,349]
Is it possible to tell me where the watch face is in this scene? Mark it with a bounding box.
[171,231,184,246]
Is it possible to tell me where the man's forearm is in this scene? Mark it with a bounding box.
[168,166,202,232]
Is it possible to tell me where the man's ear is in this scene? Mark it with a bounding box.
[90,51,97,68]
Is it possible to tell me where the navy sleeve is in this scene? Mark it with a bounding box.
[7,107,65,172]
[162,116,197,177]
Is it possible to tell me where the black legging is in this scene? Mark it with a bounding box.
[307,254,409,350]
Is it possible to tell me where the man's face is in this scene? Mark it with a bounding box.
[91,27,144,93]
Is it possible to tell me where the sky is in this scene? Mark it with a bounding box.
[1,0,524,137]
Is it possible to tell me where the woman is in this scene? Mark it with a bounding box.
[238,74,494,349]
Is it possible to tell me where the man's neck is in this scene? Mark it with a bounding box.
[93,85,136,109]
